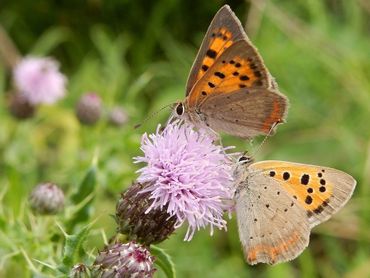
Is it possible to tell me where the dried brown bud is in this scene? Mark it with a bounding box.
[8,93,35,119]
[116,181,176,245]
[75,93,102,125]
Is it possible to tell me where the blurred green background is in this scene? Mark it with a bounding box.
[0,0,369,277]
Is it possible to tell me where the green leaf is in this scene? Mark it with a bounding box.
[66,166,97,232]
[151,245,176,278]
[58,223,91,274]
[30,27,70,55]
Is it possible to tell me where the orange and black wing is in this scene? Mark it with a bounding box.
[187,40,273,109]
[186,5,248,95]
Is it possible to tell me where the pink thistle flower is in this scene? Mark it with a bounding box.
[134,120,234,241]
[13,56,67,105]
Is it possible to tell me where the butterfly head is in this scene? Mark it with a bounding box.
[238,155,254,165]
[174,102,185,118]
[233,155,254,181]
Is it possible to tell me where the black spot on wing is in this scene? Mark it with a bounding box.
[208,82,215,88]
[206,49,217,59]
[254,71,262,77]
[305,195,313,205]
[214,72,225,79]
[201,65,209,71]
[313,205,324,214]
[301,174,310,185]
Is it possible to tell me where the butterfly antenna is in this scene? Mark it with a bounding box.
[134,104,173,129]
[251,120,281,157]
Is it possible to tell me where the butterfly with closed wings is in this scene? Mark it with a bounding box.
[174,5,288,139]
[233,155,356,265]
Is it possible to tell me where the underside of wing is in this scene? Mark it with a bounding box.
[249,161,357,228]
[235,173,310,265]
[200,88,288,138]
[186,5,247,95]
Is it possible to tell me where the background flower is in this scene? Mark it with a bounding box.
[134,121,234,241]
[13,56,67,105]
[75,92,102,125]
[29,182,65,215]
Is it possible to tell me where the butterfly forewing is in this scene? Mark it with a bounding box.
[186,5,247,95]
[187,40,271,107]
[249,161,357,228]
[235,170,310,265]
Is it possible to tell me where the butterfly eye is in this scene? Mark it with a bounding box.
[176,103,184,116]
[238,156,251,164]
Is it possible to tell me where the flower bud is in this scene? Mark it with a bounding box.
[108,107,128,127]
[29,182,65,215]
[116,181,176,245]
[92,242,156,278]
[8,93,35,119]
[75,93,102,125]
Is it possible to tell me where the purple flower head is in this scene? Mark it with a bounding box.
[93,242,156,277]
[13,56,67,105]
[134,120,234,241]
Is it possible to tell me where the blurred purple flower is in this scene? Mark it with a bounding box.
[13,56,67,105]
[134,120,233,241]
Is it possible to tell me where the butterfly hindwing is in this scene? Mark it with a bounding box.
[200,87,288,138]
[187,40,272,107]
[249,161,357,228]
[235,170,310,265]
[186,5,247,95]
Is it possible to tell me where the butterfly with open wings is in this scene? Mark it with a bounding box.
[174,5,288,139]
[233,155,356,265]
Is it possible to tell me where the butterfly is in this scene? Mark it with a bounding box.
[233,155,356,265]
[174,5,288,139]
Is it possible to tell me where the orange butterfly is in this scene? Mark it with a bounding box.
[175,5,288,138]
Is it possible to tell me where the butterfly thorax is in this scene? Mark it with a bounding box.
[233,156,255,197]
